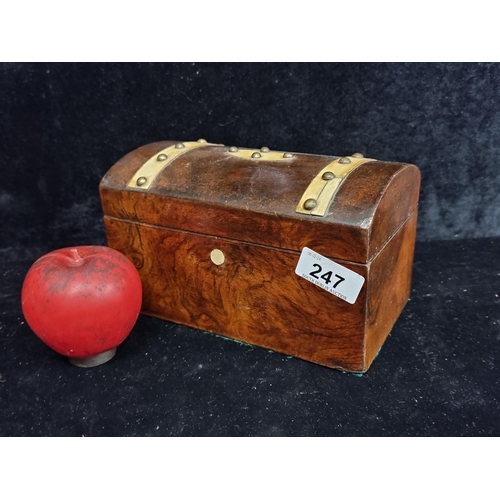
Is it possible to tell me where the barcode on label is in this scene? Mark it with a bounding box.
[294,247,365,304]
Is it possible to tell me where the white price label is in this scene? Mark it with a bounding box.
[295,247,365,304]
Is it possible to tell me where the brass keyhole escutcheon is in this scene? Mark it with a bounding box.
[210,249,225,266]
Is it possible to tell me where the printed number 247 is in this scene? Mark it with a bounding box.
[309,264,345,288]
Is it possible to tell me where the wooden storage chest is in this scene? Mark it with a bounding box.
[100,140,420,372]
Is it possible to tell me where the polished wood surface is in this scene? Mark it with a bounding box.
[104,217,368,371]
[100,141,420,371]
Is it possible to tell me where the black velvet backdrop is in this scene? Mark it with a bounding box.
[1,63,499,436]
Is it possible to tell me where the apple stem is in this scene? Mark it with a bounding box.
[69,248,84,265]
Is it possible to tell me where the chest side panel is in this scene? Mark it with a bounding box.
[365,209,419,368]
[103,216,368,371]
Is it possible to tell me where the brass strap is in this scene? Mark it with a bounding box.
[296,156,374,217]
[128,140,219,190]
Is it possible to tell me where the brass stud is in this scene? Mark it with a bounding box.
[157,153,168,161]
[260,147,270,153]
[322,171,335,181]
[197,138,207,143]
[251,152,262,159]
[175,143,185,149]
[136,177,148,186]
[283,152,293,159]
[351,152,364,158]
[303,199,317,210]
[228,146,238,152]
[339,157,351,164]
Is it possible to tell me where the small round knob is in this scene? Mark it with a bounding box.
[136,177,148,186]
[210,249,225,266]
[283,152,293,159]
[251,152,262,159]
[338,157,351,164]
[322,171,335,181]
[157,154,168,161]
[260,147,270,153]
[351,152,364,158]
[228,146,238,152]
[197,138,207,143]
[175,143,185,149]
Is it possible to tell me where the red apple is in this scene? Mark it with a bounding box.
[21,246,142,366]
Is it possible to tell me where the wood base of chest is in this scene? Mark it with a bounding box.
[103,211,417,372]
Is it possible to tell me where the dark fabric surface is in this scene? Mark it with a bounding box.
[1,236,499,436]
[1,62,499,436]
[2,63,500,247]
